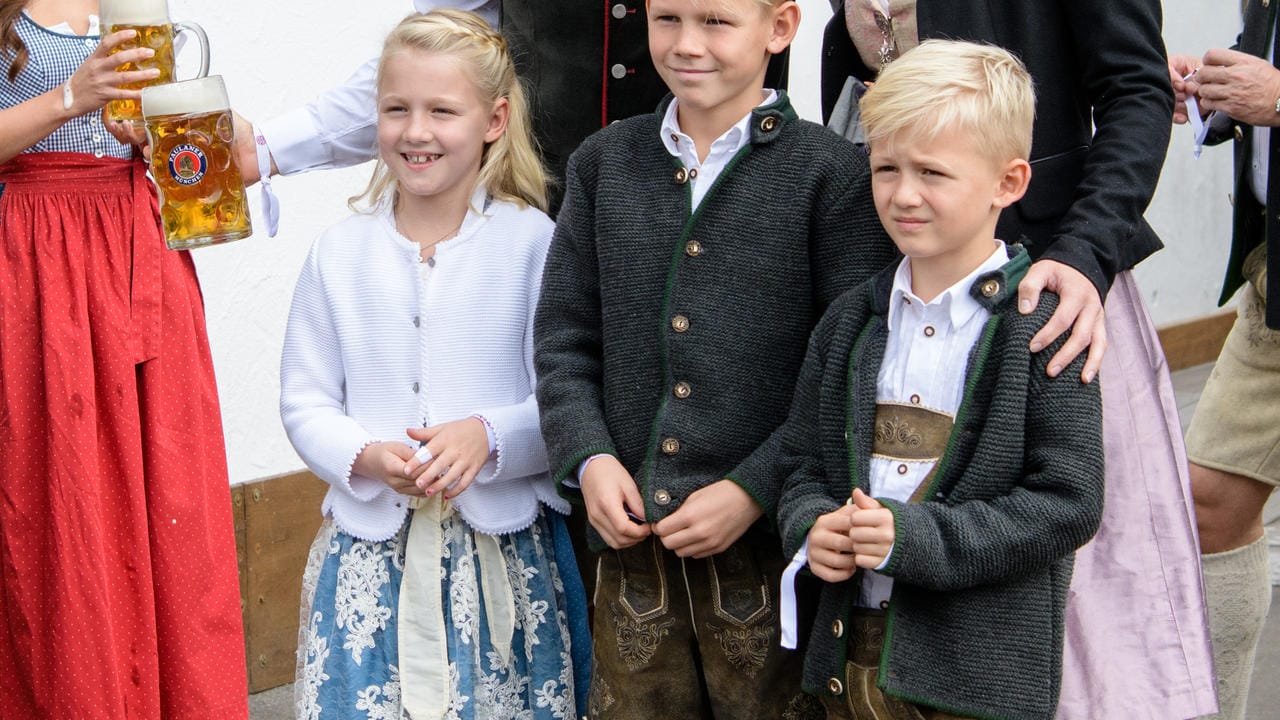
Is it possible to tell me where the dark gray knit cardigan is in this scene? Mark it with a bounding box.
[776,246,1104,720]
[533,93,897,544]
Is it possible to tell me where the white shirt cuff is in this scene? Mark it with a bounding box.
[780,539,810,650]
[564,453,611,489]
[257,106,334,176]
[874,543,894,571]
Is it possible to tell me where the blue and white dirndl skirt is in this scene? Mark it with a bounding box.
[294,501,590,720]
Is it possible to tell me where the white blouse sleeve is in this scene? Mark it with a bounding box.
[279,242,385,501]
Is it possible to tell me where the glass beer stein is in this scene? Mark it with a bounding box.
[142,76,253,250]
[100,0,210,123]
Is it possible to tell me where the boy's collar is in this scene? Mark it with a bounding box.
[968,243,1031,312]
[888,242,1010,330]
[654,90,796,146]
[870,243,1032,315]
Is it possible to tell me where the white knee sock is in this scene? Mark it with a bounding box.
[1202,534,1272,720]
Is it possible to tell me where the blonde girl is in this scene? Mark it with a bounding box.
[280,10,588,719]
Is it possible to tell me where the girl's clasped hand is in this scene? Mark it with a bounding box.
[350,417,491,501]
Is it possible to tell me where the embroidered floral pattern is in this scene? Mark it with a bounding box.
[588,672,617,716]
[298,511,580,720]
[875,415,923,448]
[355,664,402,720]
[297,612,332,720]
[612,601,676,671]
[781,692,824,720]
[335,537,398,664]
[1244,288,1280,349]
[708,622,773,675]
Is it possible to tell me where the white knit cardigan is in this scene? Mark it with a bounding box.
[280,191,567,541]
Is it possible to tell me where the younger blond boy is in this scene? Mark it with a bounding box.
[534,0,896,718]
[776,41,1104,720]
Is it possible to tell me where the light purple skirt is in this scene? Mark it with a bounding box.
[1056,272,1218,719]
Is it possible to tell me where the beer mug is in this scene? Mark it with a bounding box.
[100,0,210,123]
[142,76,252,250]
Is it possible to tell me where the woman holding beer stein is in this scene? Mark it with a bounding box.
[281,10,588,719]
[0,1,248,719]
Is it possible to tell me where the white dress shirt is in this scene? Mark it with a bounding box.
[659,90,779,210]
[857,240,1007,607]
[781,241,1008,647]
[1250,17,1277,204]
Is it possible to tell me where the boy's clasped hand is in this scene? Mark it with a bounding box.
[579,456,763,559]
[806,488,894,583]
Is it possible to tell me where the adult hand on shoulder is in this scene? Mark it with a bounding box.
[806,505,858,583]
[405,418,490,500]
[1019,259,1106,383]
[65,30,158,117]
[1168,53,1205,125]
[1192,48,1280,127]
[580,455,651,549]
[653,479,763,559]
[352,441,422,496]
[848,489,895,570]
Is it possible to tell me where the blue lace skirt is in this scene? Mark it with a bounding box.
[295,505,590,720]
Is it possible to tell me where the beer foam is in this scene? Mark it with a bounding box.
[100,0,170,26]
[143,75,229,118]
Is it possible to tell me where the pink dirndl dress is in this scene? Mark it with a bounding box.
[1056,272,1218,719]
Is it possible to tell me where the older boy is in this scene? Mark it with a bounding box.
[776,41,1104,720]
[533,0,896,718]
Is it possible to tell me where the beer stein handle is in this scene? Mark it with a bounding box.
[173,21,211,80]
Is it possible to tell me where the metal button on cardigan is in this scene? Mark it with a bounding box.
[611,3,627,18]
[685,240,703,257]
[672,315,690,333]
[827,677,844,696]
[654,489,672,505]
[661,437,681,455]
[831,619,844,638]
[610,63,627,79]
[673,382,691,399]
[674,168,689,184]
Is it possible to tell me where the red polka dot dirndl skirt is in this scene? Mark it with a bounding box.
[0,152,247,719]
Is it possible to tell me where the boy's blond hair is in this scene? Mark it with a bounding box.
[351,10,549,213]
[859,40,1035,164]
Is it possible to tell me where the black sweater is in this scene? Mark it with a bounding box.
[777,247,1104,720]
[533,93,897,547]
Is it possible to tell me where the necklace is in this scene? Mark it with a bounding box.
[396,216,463,264]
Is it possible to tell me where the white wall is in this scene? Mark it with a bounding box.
[174,0,1242,485]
